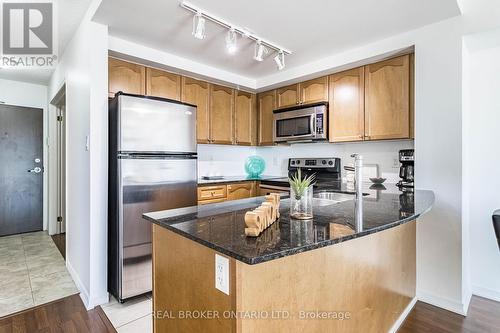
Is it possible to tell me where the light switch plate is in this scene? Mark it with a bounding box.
[215,254,229,295]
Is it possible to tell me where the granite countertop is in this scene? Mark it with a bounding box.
[198,175,283,185]
[143,186,434,265]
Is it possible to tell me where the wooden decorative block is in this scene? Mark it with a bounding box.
[244,193,281,237]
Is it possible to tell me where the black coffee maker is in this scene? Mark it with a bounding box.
[397,149,414,189]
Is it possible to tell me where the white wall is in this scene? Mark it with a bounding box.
[0,79,49,231]
[47,0,108,309]
[463,29,500,302]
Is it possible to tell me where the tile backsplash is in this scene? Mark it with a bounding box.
[198,140,414,183]
[197,144,256,178]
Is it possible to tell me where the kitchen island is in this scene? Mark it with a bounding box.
[144,187,434,333]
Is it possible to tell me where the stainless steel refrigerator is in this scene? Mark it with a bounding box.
[108,92,197,302]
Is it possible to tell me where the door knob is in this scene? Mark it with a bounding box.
[28,167,42,174]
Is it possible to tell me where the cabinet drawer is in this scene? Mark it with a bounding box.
[197,185,227,201]
[198,197,226,205]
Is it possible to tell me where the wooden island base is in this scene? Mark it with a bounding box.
[152,221,416,333]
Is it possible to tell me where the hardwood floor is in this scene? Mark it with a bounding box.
[51,233,66,259]
[1,294,498,333]
[0,295,116,333]
[400,296,500,332]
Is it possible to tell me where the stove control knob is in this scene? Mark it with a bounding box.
[296,160,300,165]
[322,160,327,165]
[291,160,295,165]
[328,160,334,166]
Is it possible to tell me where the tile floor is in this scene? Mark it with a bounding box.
[101,294,152,332]
[0,231,79,317]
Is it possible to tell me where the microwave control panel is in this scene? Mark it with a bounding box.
[316,113,324,134]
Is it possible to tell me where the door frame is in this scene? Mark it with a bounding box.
[48,85,67,236]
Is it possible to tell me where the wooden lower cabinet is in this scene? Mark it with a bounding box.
[227,182,255,201]
[152,220,416,333]
[198,182,256,205]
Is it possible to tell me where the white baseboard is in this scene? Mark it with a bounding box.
[388,297,417,333]
[417,289,468,315]
[66,260,91,310]
[462,290,472,315]
[89,292,110,308]
[472,284,500,302]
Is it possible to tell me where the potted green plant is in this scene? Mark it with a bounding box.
[288,168,315,220]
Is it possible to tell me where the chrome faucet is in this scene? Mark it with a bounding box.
[345,154,363,231]
[344,153,363,198]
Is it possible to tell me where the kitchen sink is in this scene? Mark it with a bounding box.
[313,191,357,206]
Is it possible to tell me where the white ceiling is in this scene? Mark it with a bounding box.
[93,0,461,80]
[0,0,92,85]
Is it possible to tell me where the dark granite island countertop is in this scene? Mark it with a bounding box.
[143,188,434,265]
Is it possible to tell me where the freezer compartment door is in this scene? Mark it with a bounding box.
[118,95,196,153]
[119,157,197,299]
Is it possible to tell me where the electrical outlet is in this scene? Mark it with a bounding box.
[215,254,229,295]
[393,158,399,168]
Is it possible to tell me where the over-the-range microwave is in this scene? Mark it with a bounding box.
[273,102,328,143]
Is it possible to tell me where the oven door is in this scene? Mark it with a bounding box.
[273,108,316,142]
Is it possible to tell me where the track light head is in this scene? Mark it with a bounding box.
[253,40,269,62]
[226,28,238,54]
[274,50,285,70]
[192,12,206,39]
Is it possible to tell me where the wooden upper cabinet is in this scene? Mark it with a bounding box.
[300,76,328,104]
[329,68,365,142]
[146,68,181,100]
[276,77,328,109]
[210,84,234,145]
[182,77,210,144]
[365,55,410,140]
[409,53,415,139]
[234,91,256,146]
[258,90,276,146]
[108,58,145,96]
[277,84,299,109]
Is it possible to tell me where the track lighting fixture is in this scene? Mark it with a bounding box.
[253,40,269,62]
[192,12,206,39]
[226,28,238,54]
[274,50,285,70]
[181,1,291,70]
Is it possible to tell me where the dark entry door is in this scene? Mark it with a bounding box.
[0,104,43,236]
